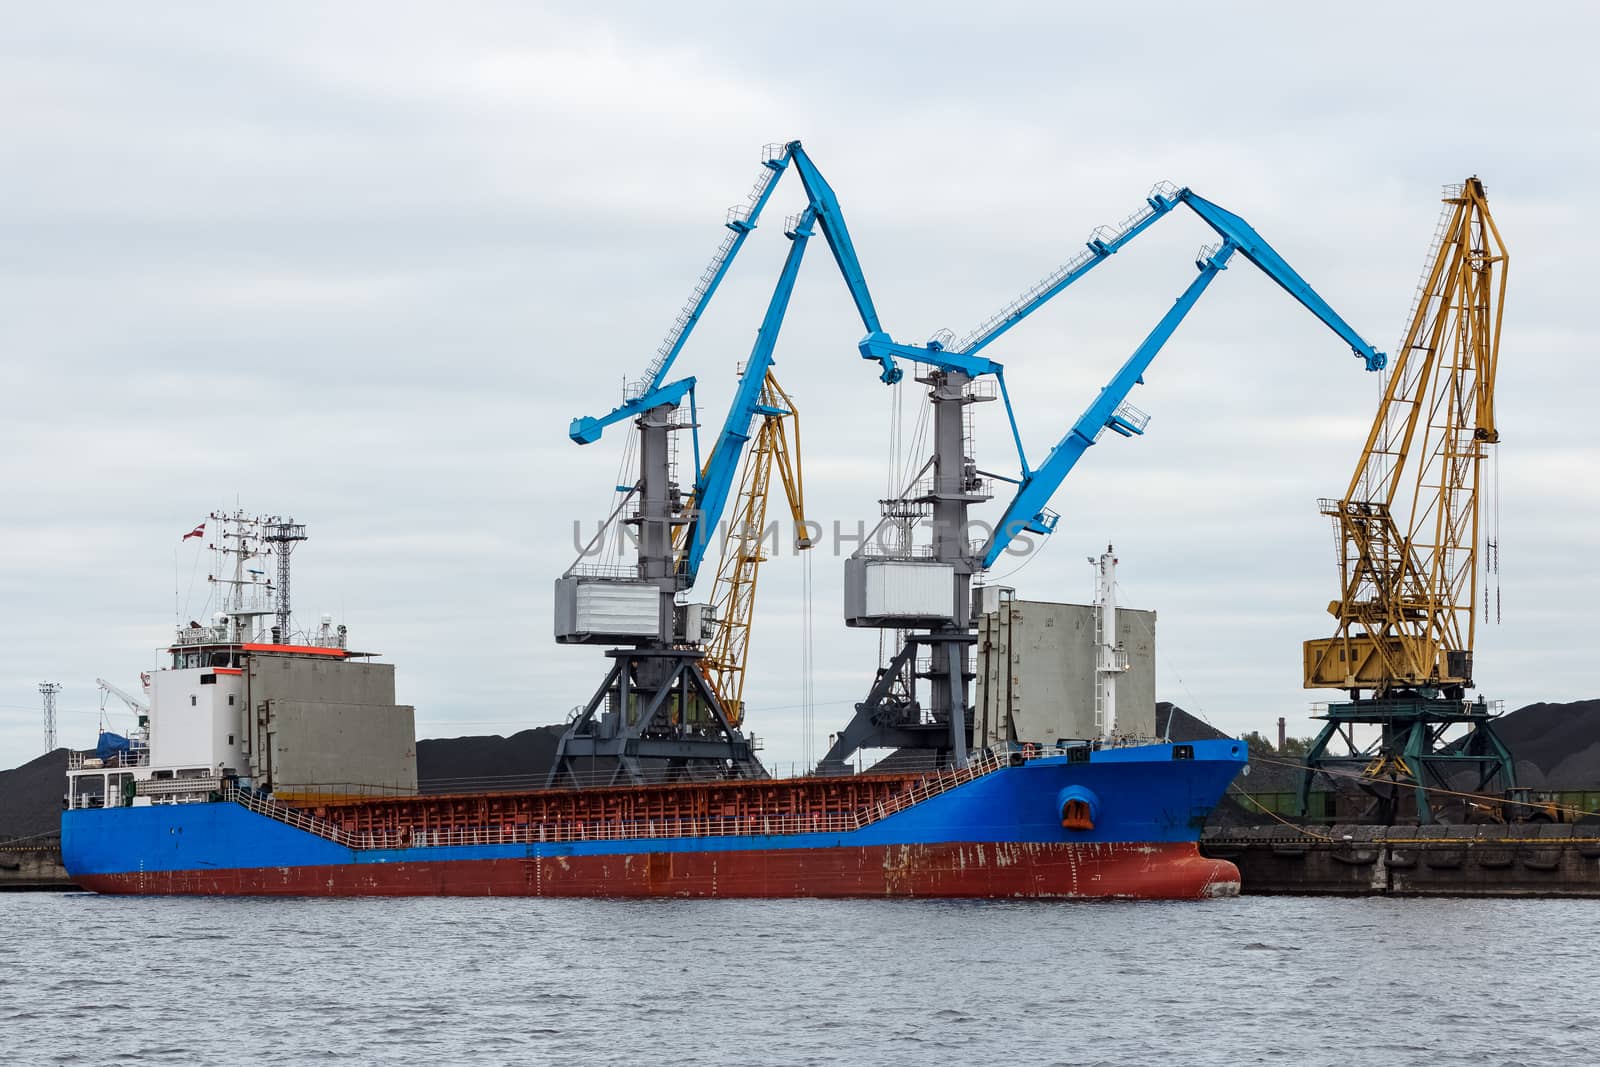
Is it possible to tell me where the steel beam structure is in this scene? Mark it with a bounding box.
[1297,696,1515,824]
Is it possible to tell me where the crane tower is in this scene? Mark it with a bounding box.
[1299,177,1510,823]
[548,147,845,787]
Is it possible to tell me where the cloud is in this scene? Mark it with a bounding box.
[1,2,1595,768]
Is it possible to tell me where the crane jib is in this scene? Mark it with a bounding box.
[973,192,1386,567]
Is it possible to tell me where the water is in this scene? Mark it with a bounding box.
[2,894,1595,1065]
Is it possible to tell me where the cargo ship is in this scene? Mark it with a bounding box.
[59,144,1295,898]
[63,743,1244,898]
[60,514,1246,900]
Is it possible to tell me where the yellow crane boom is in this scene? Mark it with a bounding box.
[699,371,811,725]
[1304,177,1508,695]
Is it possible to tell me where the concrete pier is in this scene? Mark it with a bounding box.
[0,844,72,890]
[1203,824,1600,896]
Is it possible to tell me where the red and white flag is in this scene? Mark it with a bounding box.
[182,522,205,541]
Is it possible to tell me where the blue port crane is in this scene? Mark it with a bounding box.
[551,140,899,784]
[818,181,1388,772]
[557,140,1389,778]
[566,141,885,588]
[853,184,1388,568]
[569,158,1385,594]
[633,173,1388,574]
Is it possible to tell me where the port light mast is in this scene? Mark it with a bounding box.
[1299,177,1510,824]
[40,682,61,753]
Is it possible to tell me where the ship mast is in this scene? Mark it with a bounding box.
[1091,545,1129,741]
[205,510,277,643]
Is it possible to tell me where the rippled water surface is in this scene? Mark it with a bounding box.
[3,893,1596,1065]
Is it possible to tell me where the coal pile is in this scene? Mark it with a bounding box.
[405,702,1600,791]
[416,725,566,794]
[6,699,1598,818]
[1158,703,1231,744]
[0,749,67,840]
[1489,699,1600,789]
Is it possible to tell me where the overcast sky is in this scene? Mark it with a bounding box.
[3,2,1596,771]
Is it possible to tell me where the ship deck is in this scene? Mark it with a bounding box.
[300,769,960,844]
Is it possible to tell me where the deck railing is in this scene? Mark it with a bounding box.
[68,749,149,770]
[223,744,1022,852]
[226,786,365,848]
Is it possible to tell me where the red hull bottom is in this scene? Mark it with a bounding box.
[76,841,1240,900]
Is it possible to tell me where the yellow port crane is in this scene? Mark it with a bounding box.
[1299,178,1511,824]
[1304,177,1507,693]
[692,371,811,726]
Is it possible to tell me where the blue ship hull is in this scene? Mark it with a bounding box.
[63,741,1247,899]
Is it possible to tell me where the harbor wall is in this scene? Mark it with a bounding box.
[0,844,71,890]
[1203,824,1600,896]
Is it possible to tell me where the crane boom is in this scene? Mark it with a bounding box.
[1304,177,1507,694]
[96,677,148,715]
[860,184,1384,384]
[787,150,883,339]
[857,184,1188,393]
[571,140,892,445]
[1176,192,1386,372]
[979,241,1237,566]
[677,209,814,585]
[699,372,809,724]
[855,184,1386,493]
[568,140,886,596]
[645,147,791,394]
[958,183,1183,359]
[974,189,1388,566]
[567,149,792,447]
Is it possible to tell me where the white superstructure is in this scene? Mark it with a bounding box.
[66,511,414,809]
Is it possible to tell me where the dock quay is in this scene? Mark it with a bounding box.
[1203,824,1600,897]
[0,840,71,891]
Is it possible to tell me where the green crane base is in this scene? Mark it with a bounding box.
[1297,695,1515,825]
